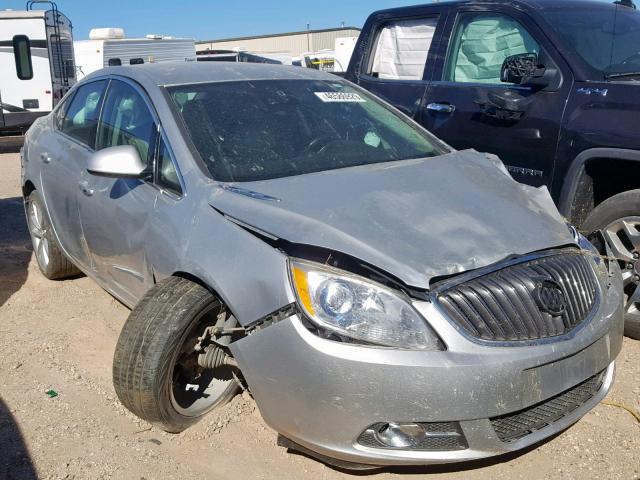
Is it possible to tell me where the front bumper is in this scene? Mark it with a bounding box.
[230,259,624,466]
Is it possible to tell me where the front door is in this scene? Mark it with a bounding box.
[420,7,573,189]
[78,78,158,305]
[37,79,108,269]
[350,7,448,119]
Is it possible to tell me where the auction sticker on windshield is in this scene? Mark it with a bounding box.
[315,92,366,103]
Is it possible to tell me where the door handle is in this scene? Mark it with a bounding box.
[426,102,456,114]
[40,152,52,164]
[79,181,94,197]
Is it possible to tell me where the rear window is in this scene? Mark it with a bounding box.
[61,80,108,147]
[169,79,446,182]
[368,18,438,80]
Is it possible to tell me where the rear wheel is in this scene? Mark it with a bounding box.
[25,190,81,280]
[113,277,240,432]
[583,190,640,339]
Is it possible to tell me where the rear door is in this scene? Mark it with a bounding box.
[37,79,108,269]
[420,6,573,188]
[349,6,450,119]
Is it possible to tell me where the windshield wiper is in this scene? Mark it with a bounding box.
[606,71,640,79]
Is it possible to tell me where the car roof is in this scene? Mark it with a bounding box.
[372,0,621,14]
[84,62,338,89]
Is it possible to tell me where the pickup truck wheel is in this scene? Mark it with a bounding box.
[583,190,640,340]
[25,190,81,280]
[112,277,239,433]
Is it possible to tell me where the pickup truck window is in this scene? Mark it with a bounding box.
[444,13,539,84]
[368,18,438,80]
[542,7,640,79]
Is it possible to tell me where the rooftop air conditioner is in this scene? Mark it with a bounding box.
[89,28,125,40]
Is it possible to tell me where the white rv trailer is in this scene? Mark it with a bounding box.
[74,28,197,79]
[0,1,75,133]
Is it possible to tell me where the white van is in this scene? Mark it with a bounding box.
[0,3,75,133]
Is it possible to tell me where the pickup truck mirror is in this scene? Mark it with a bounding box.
[500,53,547,86]
[87,145,146,178]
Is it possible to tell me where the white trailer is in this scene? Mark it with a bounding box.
[74,28,197,79]
[334,36,358,72]
[298,36,359,74]
[0,1,75,133]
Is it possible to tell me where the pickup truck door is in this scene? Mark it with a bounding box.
[348,6,450,119]
[420,5,573,190]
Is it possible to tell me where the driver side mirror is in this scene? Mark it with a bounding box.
[500,53,547,86]
[87,145,146,178]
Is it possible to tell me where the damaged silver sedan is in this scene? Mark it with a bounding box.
[21,63,624,468]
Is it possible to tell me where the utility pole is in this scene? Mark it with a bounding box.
[306,22,310,51]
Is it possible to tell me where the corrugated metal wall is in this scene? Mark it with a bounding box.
[103,39,196,66]
[196,28,361,57]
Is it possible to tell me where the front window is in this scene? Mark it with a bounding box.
[169,80,446,182]
[444,13,539,84]
[96,80,157,165]
[542,5,640,79]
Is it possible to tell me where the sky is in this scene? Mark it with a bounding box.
[2,0,419,40]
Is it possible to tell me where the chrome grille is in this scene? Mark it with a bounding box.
[436,252,598,342]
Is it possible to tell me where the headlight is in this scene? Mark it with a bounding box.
[289,258,443,350]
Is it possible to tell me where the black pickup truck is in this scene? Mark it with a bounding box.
[346,0,640,338]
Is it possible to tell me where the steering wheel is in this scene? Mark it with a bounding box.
[303,134,341,155]
[618,52,640,67]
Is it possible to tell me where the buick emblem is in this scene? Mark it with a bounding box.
[533,279,567,316]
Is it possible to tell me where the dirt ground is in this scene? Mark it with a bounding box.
[0,150,638,480]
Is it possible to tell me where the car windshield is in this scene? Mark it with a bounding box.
[168,79,447,182]
[542,5,640,79]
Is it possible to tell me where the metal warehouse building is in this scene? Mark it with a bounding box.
[196,26,361,58]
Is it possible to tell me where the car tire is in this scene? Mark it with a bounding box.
[25,190,81,280]
[583,189,640,340]
[113,276,239,433]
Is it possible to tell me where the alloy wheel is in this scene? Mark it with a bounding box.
[27,198,50,269]
[602,216,640,326]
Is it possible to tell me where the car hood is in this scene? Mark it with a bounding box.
[208,150,575,289]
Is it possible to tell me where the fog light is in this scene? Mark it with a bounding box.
[374,422,426,448]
